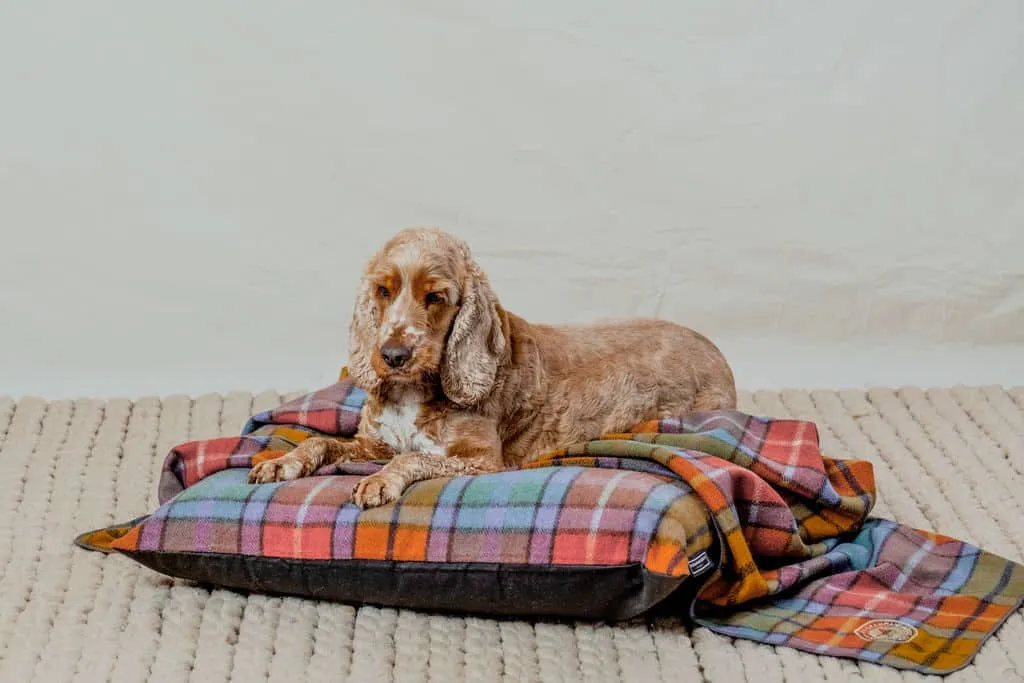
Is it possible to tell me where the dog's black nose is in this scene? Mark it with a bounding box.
[381,343,412,368]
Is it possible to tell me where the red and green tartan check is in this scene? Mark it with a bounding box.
[77,377,1024,675]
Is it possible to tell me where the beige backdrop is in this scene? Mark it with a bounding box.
[1,1,1022,397]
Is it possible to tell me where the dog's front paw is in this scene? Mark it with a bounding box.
[248,456,305,484]
[352,473,403,508]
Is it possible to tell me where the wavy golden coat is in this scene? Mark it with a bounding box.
[250,228,737,507]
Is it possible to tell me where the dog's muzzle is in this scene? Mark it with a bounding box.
[380,341,413,368]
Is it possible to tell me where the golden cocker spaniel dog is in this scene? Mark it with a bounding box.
[249,228,737,507]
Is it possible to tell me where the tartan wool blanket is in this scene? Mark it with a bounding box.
[76,377,1024,675]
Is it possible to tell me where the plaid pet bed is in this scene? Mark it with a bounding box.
[76,376,1024,675]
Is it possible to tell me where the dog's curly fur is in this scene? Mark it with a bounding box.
[249,227,737,507]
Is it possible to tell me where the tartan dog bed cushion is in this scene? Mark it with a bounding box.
[75,376,1024,675]
[76,379,720,621]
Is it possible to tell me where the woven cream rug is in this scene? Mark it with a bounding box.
[1,385,1022,683]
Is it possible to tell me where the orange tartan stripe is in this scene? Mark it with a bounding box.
[353,520,391,560]
[889,627,977,663]
[271,426,319,443]
[109,524,142,552]
[391,525,430,561]
[250,449,288,465]
[924,598,1013,630]
[645,538,687,575]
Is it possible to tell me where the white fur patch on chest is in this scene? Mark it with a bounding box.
[373,392,444,456]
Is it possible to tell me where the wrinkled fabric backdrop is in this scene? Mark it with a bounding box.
[1,1,1021,397]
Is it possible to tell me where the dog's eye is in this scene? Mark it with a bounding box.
[424,292,444,306]
[377,286,390,299]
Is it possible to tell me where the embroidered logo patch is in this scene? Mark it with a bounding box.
[854,620,919,643]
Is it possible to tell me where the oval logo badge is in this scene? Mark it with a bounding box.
[854,619,919,643]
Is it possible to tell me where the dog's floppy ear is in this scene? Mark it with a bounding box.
[441,263,506,406]
[347,274,380,391]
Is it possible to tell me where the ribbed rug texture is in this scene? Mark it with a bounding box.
[1,385,1023,683]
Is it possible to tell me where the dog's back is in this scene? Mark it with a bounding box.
[492,315,737,463]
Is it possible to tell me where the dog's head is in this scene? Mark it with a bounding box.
[348,227,507,406]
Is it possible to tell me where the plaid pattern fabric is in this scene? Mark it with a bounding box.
[120,464,706,570]
[157,381,365,503]
[530,424,1024,673]
[78,377,1024,675]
